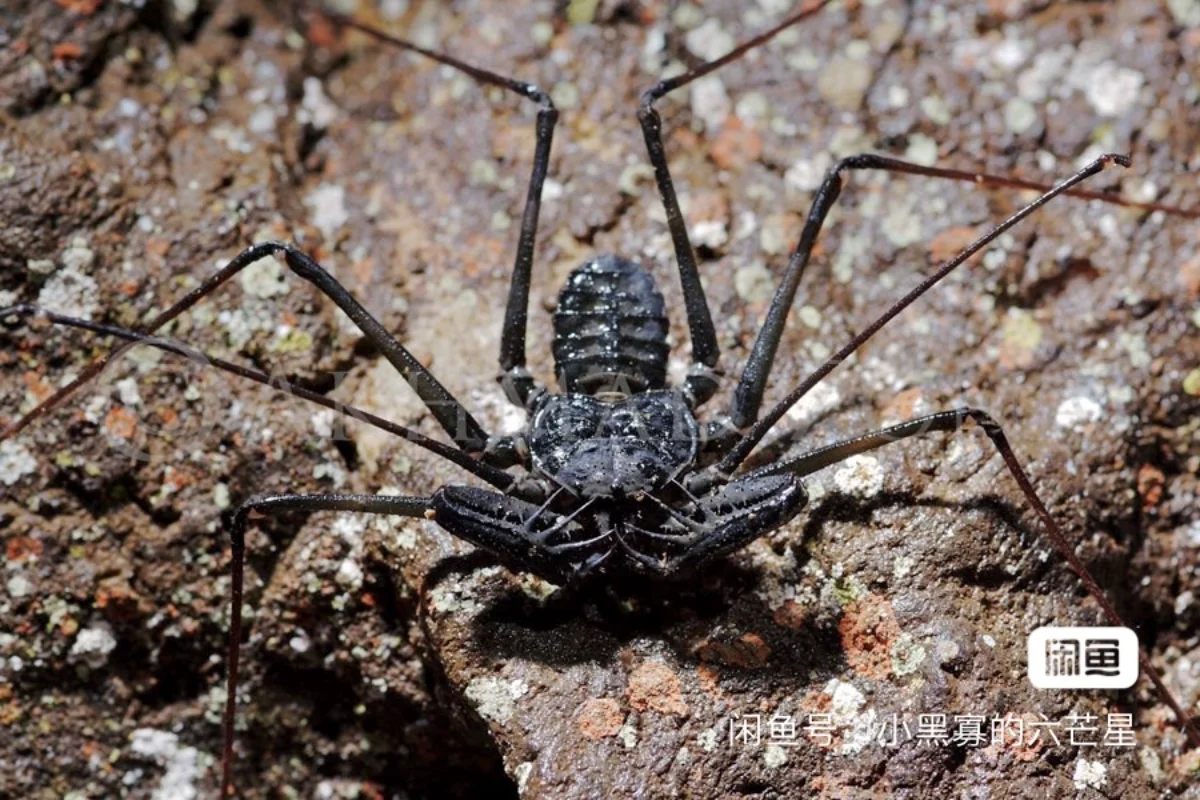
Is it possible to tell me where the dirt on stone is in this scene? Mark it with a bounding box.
[1,1,1198,798]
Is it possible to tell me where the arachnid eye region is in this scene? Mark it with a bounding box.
[529,391,698,498]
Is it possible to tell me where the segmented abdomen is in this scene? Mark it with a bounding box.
[553,255,670,394]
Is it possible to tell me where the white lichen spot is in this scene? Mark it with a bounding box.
[289,629,312,653]
[825,678,877,755]
[920,94,951,125]
[735,262,774,304]
[697,727,720,751]
[248,106,276,135]
[1055,396,1102,430]
[69,621,118,668]
[305,183,349,242]
[37,267,99,320]
[890,633,927,677]
[550,81,580,110]
[1084,63,1143,117]
[129,728,209,800]
[1179,521,1200,549]
[115,377,142,407]
[238,256,289,299]
[465,676,521,724]
[833,455,884,499]
[6,573,31,598]
[892,555,914,580]
[904,133,939,166]
[817,55,873,111]
[1116,331,1150,369]
[829,679,864,717]
[62,237,95,272]
[690,75,731,133]
[335,558,363,591]
[1168,0,1200,25]
[982,634,997,648]
[0,440,37,486]
[684,18,735,62]
[617,723,638,749]
[299,77,340,130]
[26,258,56,276]
[213,483,231,511]
[784,382,840,430]
[798,305,822,329]
[514,761,534,794]
[763,742,788,768]
[1073,758,1108,791]
[1175,591,1194,615]
[1004,97,1038,134]
[692,219,728,250]
[881,196,923,247]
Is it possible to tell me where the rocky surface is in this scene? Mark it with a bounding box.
[1,0,1198,797]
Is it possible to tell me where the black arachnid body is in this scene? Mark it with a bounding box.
[434,252,806,583]
[2,1,1198,794]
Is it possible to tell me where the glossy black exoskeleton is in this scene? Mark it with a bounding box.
[431,254,807,582]
[3,3,1196,793]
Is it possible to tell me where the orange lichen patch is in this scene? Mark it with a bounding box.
[1136,464,1164,509]
[928,225,979,264]
[772,599,809,630]
[1180,256,1200,301]
[879,387,924,422]
[576,697,625,740]
[685,189,729,227]
[1177,748,1200,778]
[709,118,763,172]
[104,406,137,439]
[157,407,178,428]
[51,42,83,61]
[997,309,1042,370]
[54,0,101,14]
[146,237,172,260]
[351,255,376,285]
[22,373,54,404]
[118,279,140,298]
[797,687,832,714]
[696,665,722,698]
[307,14,339,48]
[838,595,902,679]
[6,536,43,565]
[694,632,771,669]
[95,578,142,619]
[0,700,23,726]
[627,661,688,716]
[984,713,1047,763]
[671,126,702,153]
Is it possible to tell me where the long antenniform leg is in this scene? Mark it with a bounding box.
[739,408,1200,747]
[706,151,1132,483]
[0,305,517,491]
[723,153,1191,434]
[318,10,560,410]
[634,2,838,402]
[222,493,432,797]
[1,241,492,454]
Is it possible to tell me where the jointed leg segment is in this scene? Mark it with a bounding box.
[742,407,1200,746]
[222,492,432,796]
